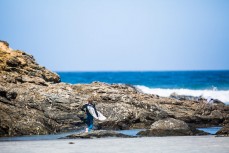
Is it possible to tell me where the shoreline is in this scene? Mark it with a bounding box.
[1,136,229,153]
[0,127,221,142]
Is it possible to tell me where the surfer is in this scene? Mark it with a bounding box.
[81,97,98,132]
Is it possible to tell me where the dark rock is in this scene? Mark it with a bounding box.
[216,124,229,137]
[63,130,134,139]
[211,99,225,105]
[6,91,17,100]
[6,57,21,67]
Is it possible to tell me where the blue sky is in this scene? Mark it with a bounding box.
[1,0,228,71]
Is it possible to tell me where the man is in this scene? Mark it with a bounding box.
[81,97,98,132]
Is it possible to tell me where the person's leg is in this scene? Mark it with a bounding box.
[85,115,90,132]
[88,117,94,132]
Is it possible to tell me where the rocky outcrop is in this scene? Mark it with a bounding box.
[0,41,229,137]
[0,40,60,84]
[216,124,229,137]
[137,118,209,136]
[63,130,134,139]
[170,93,225,106]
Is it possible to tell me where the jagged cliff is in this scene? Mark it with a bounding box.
[0,40,60,84]
[0,41,228,137]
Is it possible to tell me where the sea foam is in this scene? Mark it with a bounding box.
[135,85,229,104]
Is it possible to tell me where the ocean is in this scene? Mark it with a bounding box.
[57,71,229,104]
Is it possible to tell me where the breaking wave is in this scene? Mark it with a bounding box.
[135,85,229,104]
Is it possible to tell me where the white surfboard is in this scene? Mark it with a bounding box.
[87,105,106,121]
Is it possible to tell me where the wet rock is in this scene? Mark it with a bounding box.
[216,124,229,137]
[137,118,209,136]
[63,130,134,139]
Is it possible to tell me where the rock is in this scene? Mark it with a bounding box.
[0,41,10,52]
[170,93,225,106]
[216,124,229,137]
[0,41,60,83]
[150,118,189,130]
[0,40,229,137]
[211,99,225,105]
[170,93,204,102]
[63,130,134,139]
[137,118,209,136]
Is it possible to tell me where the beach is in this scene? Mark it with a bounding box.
[1,136,229,153]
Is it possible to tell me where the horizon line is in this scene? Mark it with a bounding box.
[54,69,229,73]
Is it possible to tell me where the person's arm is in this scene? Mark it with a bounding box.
[81,104,87,112]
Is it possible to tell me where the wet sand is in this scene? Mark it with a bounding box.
[1,135,229,153]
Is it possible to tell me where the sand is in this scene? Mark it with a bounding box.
[0,136,229,153]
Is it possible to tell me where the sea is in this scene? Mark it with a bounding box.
[58,70,229,104]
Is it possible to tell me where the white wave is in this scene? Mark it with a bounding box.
[135,85,229,104]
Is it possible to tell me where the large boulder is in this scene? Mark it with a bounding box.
[137,118,209,136]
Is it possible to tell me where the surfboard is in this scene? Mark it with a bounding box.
[87,105,106,121]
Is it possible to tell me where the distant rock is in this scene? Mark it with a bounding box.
[170,93,225,106]
[137,118,209,136]
[170,93,204,102]
[63,130,134,139]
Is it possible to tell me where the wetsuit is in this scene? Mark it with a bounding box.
[81,103,98,131]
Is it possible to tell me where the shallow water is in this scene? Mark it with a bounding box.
[0,129,84,141]
[0,127,221,141]
[197,127,221,135]
[117,129,145,136]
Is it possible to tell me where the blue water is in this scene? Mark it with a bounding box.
[0,127,221,141]
[117,129,145,136]
[58,71,229,90]
[198,127,222,135]
[57,71,229,103]
[0,130,84,141]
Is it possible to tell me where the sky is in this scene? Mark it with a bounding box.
[0,0,229,71]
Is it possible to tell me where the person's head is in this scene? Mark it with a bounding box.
[87,97,94,104]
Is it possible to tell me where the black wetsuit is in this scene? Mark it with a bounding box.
[81,103,98,131]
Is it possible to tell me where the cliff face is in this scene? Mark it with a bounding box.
[0,41,60,84]
[0,41,228,137]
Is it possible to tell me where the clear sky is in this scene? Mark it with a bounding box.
[0,0,228,71]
